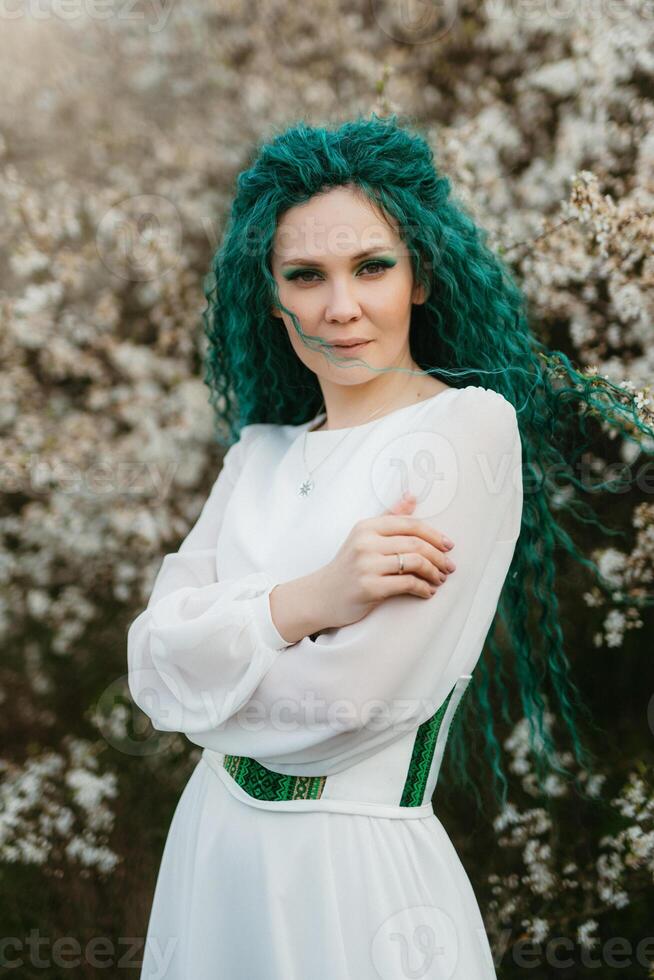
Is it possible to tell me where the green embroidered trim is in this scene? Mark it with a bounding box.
[223,679,470,807]
[400,681,461,807]
[223,753,327,801]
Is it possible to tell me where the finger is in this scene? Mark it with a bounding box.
[373,514,455,554]
[378,539,454,578]
[382,572,436,599]
[385,491,416,516]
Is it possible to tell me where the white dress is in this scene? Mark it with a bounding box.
[127,384,523,980]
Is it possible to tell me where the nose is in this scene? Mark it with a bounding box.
[325,278,362,323]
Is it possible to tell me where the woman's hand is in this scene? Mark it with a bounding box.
[312,491,457,631]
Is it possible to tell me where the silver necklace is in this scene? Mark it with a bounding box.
[298,383,413,497]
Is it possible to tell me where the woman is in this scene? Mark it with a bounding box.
[127,115,650,978]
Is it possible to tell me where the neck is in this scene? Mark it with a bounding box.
[314,361,430,432]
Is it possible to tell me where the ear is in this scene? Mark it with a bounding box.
[270,305,281,319]
[412,281,427,305]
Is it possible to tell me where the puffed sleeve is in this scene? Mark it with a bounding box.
[183,389,524,776]
[126,423,294,735]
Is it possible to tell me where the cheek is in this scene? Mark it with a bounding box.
[281,310,322,361]
[369,278,413,317]
[282,299,328,353]
[278,284,321,320]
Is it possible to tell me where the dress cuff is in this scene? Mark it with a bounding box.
[251,583,295,650]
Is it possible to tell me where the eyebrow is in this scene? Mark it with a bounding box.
[280,246,395,267]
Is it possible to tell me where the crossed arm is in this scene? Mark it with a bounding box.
[127,391,523,775]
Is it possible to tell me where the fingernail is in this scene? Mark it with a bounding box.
[442,536,454,549]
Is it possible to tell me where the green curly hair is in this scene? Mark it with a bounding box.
[201,112,653,811]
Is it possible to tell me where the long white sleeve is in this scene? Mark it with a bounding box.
[181,389,524,776]
[127,423,294,735]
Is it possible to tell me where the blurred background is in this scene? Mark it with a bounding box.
[1,1,653,976]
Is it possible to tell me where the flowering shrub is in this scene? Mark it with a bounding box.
[0,738,119,876]
[484,708,654,973]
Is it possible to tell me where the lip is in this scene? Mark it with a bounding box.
[329,340,372,352]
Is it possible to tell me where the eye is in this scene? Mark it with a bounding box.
[360,260,387,275]
[286,259,390,284]
[290,269,321,283]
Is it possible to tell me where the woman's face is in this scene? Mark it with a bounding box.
[269,184,426,385]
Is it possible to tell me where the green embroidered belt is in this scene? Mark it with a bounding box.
[203,674,472,816]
